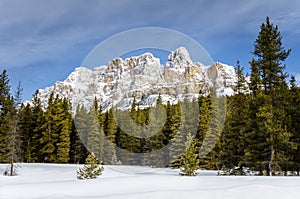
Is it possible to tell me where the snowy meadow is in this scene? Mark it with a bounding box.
[1,164,300,199]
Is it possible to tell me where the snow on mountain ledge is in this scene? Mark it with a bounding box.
[36,47,237,111]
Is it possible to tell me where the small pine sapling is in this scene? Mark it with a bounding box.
[77,153,104,180]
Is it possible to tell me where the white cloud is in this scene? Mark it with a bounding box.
[1,0,300,101]
[0,0,141,69]
[1,0,300,70]
[295,73,300,85]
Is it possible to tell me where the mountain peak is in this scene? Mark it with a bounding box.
[173,47,191,60]
[166,47,192,69]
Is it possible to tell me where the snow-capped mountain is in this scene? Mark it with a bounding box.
[36,47,237,111]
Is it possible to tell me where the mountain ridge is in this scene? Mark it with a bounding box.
[36,47,237,111]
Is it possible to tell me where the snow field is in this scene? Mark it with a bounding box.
[1,164,300,199]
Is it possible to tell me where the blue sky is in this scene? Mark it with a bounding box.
[1,0,300,100]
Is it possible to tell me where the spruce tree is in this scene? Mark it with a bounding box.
[256,94,295,175]
[220,63,248,174]
[117,99,144,165]
[244,92,295,175]
[39,94,73,163]
[39,93,57,162]
[102,108,118,164]
[19,103,34,162]
[197,94,211,167]
[288,76,300,174]
[56,98,72,163]
[142,96,168,167]
[180,134,199,176]
[86,100,103,161]
[70,106,88,164]
[198,92,223,170]
[174,96,199,168]
[6,82,23,176]
[77,153,104,180]
[249,59,261,94]
[243,93,266,174]
[252,16,291,95]
[234,61,248,94]
[245,17,294,175]
[31,90,46,163]
[69,119,88,164]
[168,103,184,168]
[0,70,13,163]
[74,105,89,148]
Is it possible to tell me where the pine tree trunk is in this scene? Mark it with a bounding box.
[269,133,275,176]
[9,121,17,176]
[268,150,275,176]
[10,159,14,176]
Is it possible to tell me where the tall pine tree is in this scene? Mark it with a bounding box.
[0,70,13,163]
[246,17,294,175]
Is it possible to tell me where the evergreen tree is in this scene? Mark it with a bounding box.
[77,153,104,180]
[256,94,295,175]
[197,93,211,167]
[39,94,73,163]
[243,93,265,174]
[173,96,199,167]
[56,98,72,163]
[198,92,223,170]
[252,16,291,95]
[180,134,199,176]
[220,63,248,174]
[0,70,10,102]
[249,59,261,94]
[142,96,168,167]
[31,90,46,163]
[39,93,57,162]
[70,106,88,164]
[168,103,184,168]
[86,100,103,161]
[117,99,143,165]
[0,70,13,163]
[6,82,23,176]
[102,108,118,164]
[244,93,295,175]
[156,102,170,166]
[245,17,294,175]
[69,119,88,164]
[19,103,35,162]
[234,61,248,94]
[74,105,89,148]
[288,76,300,174]
[197,93,211,147]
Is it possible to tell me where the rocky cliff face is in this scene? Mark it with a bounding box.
[36,47,237,111]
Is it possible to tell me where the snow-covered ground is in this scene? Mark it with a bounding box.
[1,164,300,199]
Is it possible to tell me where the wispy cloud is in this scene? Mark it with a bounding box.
[0,0,142,69]
[1,0,300,70]
[1,0,300,100]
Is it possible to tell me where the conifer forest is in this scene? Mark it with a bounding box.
[1,17,300,176]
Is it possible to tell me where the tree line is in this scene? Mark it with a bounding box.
[1,17,300,176]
